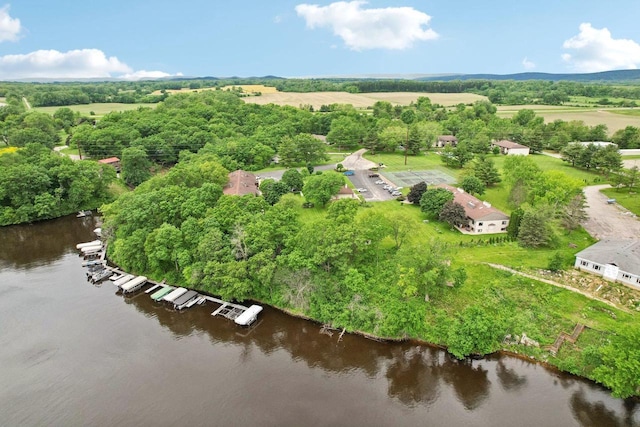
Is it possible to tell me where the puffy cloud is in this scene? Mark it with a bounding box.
[562,23,640,72]
[0,5,21,42]
[295,1,438,50]
[522,57,535,70]
[0,48,179,80]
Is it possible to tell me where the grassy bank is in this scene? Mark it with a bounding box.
[601,187,640,216]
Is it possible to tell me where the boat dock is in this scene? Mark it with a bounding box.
[81,256,263,326]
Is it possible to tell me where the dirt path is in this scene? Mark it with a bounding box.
[582,184,640,239]
[485,263,631,313]
[341,149,377,171]
[22,97,31,110]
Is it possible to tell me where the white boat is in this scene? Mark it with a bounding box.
[121,276,147,293]
[113,274,135,287]
[234,305,263,326]
[162,287,187,303]
[80,244,103,253]
[93,228,102,237]
[76,240,101,250]
[76,210,92,218]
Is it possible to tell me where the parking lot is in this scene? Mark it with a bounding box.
[346,171,400,201]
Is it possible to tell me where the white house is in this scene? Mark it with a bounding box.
[491,140,530,155]
[436,185,510,235]
[574,240,640,290]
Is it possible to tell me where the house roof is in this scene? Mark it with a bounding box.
[575,240,640,276]
[438,135,458,141]
[337,185,354,195]
[492,140,529,149]
[98,157,120,164]
[436,184,509,221]
[224,170,258,196]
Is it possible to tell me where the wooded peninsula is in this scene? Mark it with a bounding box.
[1,78,638,399]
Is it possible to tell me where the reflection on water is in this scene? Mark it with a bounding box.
[1,217,639,427]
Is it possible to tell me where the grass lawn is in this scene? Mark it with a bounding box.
[621,154,640,159]
[60,146,79,156]
[35,103,157,117]
[608,109,640,117]
[601,187,640,216]
[492,153,608,185]
[365,151,464,178]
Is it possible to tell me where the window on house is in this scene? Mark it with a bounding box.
[593,265,601,271]
[478,222,483,226]
[622,273,631,280]
[502,221,507,225]
[501,228,506,231]
[580,260,588,267]
[478,229,482,233]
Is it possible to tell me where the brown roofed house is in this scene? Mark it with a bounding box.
[98,157,121,172]
[491,140,530,155]
[332,185,357,200]
[224,170,259,196]
[435,135,458,148]
[436,184,509,234]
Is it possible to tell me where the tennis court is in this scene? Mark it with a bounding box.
[383,170,456,187]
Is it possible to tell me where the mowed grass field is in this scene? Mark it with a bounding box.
[150,84,278,96]
[35,103,155,117]
[497,105,640,134]
[244,92,488,109]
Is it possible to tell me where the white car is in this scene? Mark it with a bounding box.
[375,180,384,185]
[357,188,368,193]
[383,185,391,190]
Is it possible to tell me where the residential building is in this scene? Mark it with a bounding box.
[435,135,458,148]
[491,140,530,155]
[436,184,510,234]
[574,240,640,290]
[333,185,357,200]
[224,170,259,196]
[98,157,121,172]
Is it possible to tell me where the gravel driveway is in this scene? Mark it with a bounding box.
[582,184,640,239]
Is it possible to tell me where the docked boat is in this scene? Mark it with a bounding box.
[162,287,187,303]
[173,290,200,310]
[76,210,92,218]
[234,305,263,326]
[91,269,112,283]
[80,244,103,254]
[150,286,175,301]
[93,228,102,237]
[112,274,135,287]
[76,240,102,250]
[121,276,147,293]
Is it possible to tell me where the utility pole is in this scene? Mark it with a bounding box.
[77,141,82,160]
[404,127,408,165]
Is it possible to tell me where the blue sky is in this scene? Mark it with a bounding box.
[1,0,640,80]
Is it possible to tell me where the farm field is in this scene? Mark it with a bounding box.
[243,91,488,109]
[497,107,640,134]
[35,103,155,117]
[150,84,278,96]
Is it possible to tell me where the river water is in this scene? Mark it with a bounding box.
[0,215,638,427]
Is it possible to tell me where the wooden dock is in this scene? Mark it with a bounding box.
[206,296,251,321]
[548,324,586,356]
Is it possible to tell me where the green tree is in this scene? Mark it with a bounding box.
[439,201,467,227]
[281,168,304,192]
[460,175,485,195]
[518,208,554,248]
[302,171,345,207]
[441,143,474,168]
[446,305,505,359]
[561,194,588,231]
[592,325,640,398]
[379,124,407,152]
[259,179,290,205]
[121,146,152,187]
[420,188,454,217]
[326,116,363,150]
[506,207,524,239]
[407,181,428,204]
[279,133,329,166]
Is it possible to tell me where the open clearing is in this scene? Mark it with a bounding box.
[35,103,156,117]
[497,107,640,134]
[151,84,278,96]
[243,92,488,109]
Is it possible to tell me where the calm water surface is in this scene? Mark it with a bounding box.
[0,216,638,427]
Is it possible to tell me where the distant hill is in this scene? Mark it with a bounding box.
[416,69,640,82]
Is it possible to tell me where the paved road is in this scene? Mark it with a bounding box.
[341,148,377,170]
[347,170,396,201]
[53,145,81,160]
[582,184,640,239]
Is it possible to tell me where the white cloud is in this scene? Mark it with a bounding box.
[562,23,640,72]
[522,57,535,70]
[0,48,180,80]
[0,5,22,42]
[121,70,184,81]
[295,1,438,50]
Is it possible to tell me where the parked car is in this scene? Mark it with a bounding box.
[374,180,384,185]
[343,170,355,176]
[383,185,391,190]
[391,191,401,196]
[368,173,379,178]
[356,188,368,193]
